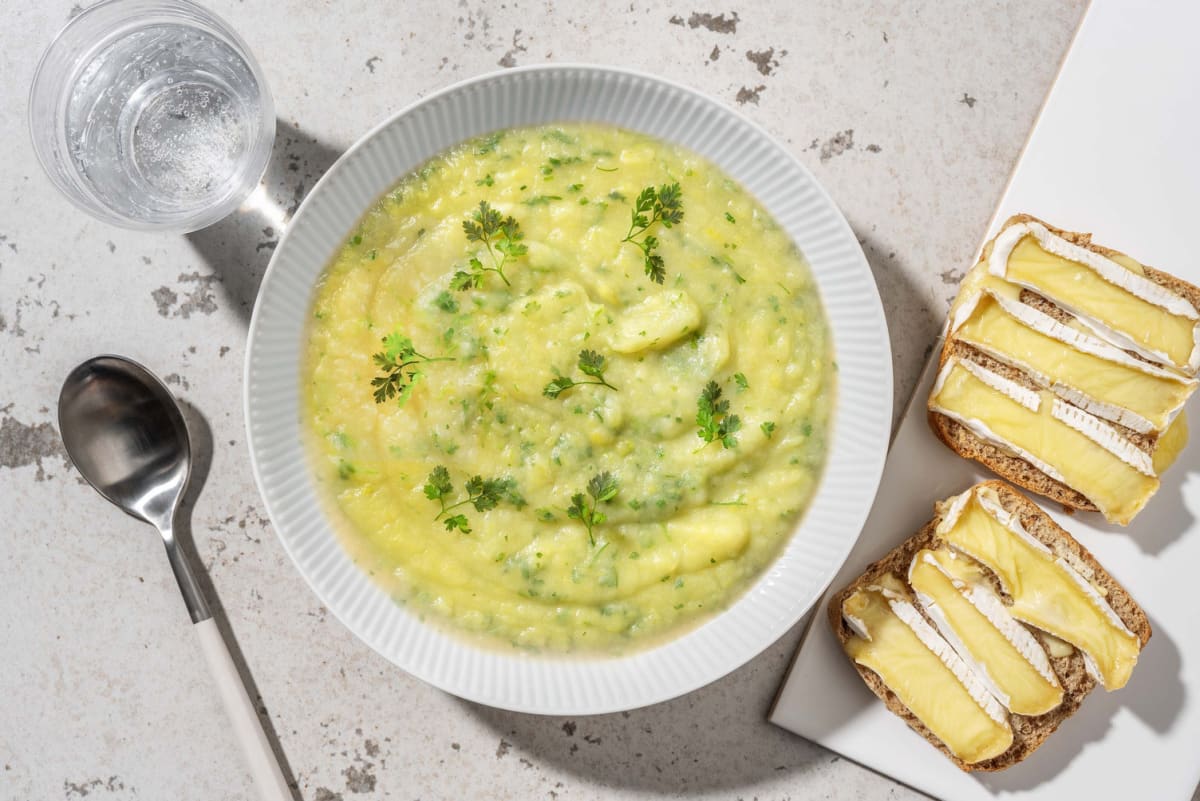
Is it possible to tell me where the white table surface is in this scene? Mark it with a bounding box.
[773,2,1200,799]
[1,2,1091,799]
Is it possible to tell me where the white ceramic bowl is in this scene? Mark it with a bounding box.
[245,64,892,714]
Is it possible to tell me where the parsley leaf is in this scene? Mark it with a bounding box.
[543,376,576,399]
[443,514,472,533]
[543,349,618,399]
[464,475,507,512]
[621,183,684,284]
[733,372,749,391]
[696,379,742,449]
[423,466,519,532]
[449,267,481,291]
[587,471,620,503]
[761,421,776,438]
[567,471,619,545]
[457,201,527,289]
[371,331,453,405]
[578,349,609,380]
[423,465,453,501]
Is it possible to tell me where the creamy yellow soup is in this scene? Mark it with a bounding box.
[304,124,834,652]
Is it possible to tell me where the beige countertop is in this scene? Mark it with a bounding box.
[1,2,1096,798]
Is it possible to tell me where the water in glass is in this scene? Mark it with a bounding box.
[65,22,263,220]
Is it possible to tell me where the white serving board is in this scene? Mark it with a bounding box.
[769,1,1200,799]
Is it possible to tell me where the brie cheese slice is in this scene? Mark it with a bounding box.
[936,486,1141,689]
[910,548,1063,716]
[987,220,1200,373]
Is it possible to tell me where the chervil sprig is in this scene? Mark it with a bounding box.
[543,350,618,399]
[696,380,742,449]
[423,465,517,533]
[371,331,453,405]
[567,472,620,545]
[621,183,683,284]
[454,201,527,289]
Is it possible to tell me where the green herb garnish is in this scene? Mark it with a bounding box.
[474,133,502,155]
[696,380,742,449]
[423,465,517,533]
[567,471,620,545]
[370,331,453,405]
[761,421,776,438]
[522,195,563,206]
[621,183,684,284]
[733,372,749,392]
[453,201,527,290]
[543,350,618,399]
[433,290,459,313]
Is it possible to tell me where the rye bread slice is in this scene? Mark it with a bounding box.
[930,341,1153,515]
[826,480,1151,772]
[929,213,1200,515]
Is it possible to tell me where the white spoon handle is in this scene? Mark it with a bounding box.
[195,618,293,801]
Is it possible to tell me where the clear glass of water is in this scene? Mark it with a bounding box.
[29,0,275,232]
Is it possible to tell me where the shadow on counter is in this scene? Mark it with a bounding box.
[853,227,943,435]
[174,398,303,800]
[978,611,1183,794]
[185,121,343,325]
[458,622,828,795]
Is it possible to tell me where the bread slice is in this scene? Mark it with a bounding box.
[827,480,1151,772]
[930,340,1153,514]
[930,213,1200,515]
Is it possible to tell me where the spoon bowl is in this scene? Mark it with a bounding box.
[58,355,191,529]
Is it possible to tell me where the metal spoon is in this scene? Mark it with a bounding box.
[59,355,292,801]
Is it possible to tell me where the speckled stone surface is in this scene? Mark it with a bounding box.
[0,2,1119,799]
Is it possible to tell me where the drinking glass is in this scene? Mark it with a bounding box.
[28,0,275,232]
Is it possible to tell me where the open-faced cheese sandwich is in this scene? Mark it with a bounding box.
[929,214,1200,524]
[828,481,1150,771]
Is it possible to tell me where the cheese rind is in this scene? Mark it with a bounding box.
[910,548,1063,716]
[930,358,1159,523]
[987,222,1200,373]
[842,581,1013,764]
[1050,400,1154,478]
[952,291,1195,433]
[935,487,1141,690]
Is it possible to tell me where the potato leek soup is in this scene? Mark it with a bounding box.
[303,124,834,652]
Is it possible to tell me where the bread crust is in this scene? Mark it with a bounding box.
[827,480,1150,772]
[929,213,1200,516]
